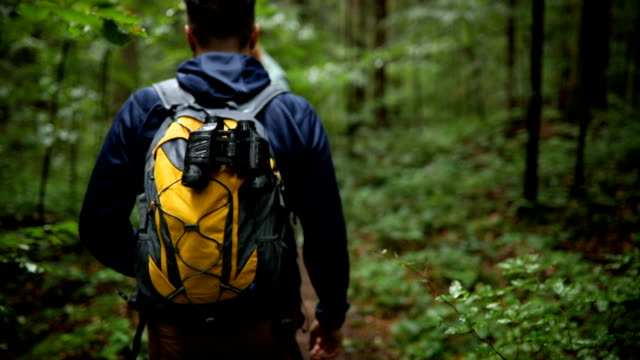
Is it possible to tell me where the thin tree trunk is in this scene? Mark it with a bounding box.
[506,0,517,114]
[113,40,140,108]
[99,47,112,121]
[37,40,72,222]
[627,0,640,106]
[589,0,612,109]
[523,0,544,204]
[345,0,366,137]
[555,0,576,115]
[572,104,590,198]
[373,0,388,128]
[570,1,591,198]
[68,112,79,207]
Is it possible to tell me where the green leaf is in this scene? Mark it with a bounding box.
[445,326,467,335]
[21,262,43,274]
[95,8,141,24]
[67,24,86,37]
[102,19,131,45]
[449,280,467,299]
[51,7,102,28]
[127,24,148,38]
[551,278,567,296]
[52,221,80,237]
[595,300,609,312]
[17,3,50,21]
[525,263,541,274]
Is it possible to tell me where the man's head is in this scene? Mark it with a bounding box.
[184,0,258,55]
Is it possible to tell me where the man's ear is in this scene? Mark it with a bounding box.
[185,24,197,55]
[248,24,261,52]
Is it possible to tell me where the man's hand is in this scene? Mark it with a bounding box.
[308,320,343,360]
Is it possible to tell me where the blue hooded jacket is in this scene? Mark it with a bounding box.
[79,52,349,329]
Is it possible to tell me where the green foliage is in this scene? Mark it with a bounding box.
[350,251,422,312]
[445,250,640,359]
[1,0,639,359]
[339,114,523,248]
[0,221,78,268]
[25,295,137,360]
[0,222,139,359]
[345,99,639,359]
[17,0,146,44]
[372,249,640,360]
[0,0,158,219]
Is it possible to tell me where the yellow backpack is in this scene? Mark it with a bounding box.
[135,79,291,309]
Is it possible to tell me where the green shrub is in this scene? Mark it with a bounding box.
[0,222,139,359]
[390,249,640,359]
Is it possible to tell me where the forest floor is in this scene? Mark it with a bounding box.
[1,239,397,360]
[296,248,399,360]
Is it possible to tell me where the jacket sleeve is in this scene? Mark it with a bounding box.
[302,115,350,330]
[79,88,161,277]
[266,95,350,330]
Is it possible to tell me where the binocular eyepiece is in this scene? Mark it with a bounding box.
[182,116,273,191]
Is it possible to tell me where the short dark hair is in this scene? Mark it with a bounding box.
[184,0,256,49]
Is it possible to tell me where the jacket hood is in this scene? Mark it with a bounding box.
[176,52,271,107]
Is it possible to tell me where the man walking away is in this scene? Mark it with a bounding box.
[79,1,349,359]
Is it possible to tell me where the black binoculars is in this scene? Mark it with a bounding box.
[182,115,273,191]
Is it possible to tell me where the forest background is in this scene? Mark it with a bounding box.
[1,0,639,359]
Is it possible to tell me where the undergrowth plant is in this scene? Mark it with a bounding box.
[0,222,141,359]
[389,247,640,360]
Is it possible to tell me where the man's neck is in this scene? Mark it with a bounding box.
[195,39,250,56]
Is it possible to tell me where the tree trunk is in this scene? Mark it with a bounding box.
[555,0,577,115]
[569,0,591,198]
[99,47,112,122]
[589,0,612,109]
[506,0,517,114]
[37,40,72,222]
[627,0,640,106]
[345,0,366,136]
[523,0,544,204]
[570,0,613,197]
[373,0,388,128]
[68,112,79,208]
[112,40,140,109]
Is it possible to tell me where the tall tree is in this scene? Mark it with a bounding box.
[627,0,640,106]
[37,40,72,222]
[112,40,140,108]
[373,0,388,128]
[570,0,613,197]
[345,0,366,136]
[588,0,613,109]
[523,0,545,204]
[506,0,517,115]
[98,48,112,122]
